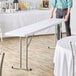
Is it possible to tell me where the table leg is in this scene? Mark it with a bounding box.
[48,23,62,49]
[0,28,3,42]
[55,23,62,42]
[12,37,23,69]
[12,37,32,71]
[48,24,58,49]
[26,37,28,70]
[55,24,57,45]
[60,23,62,39]
[26,37,32,71]
[20,37,22,68]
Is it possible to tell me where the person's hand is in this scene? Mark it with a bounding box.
[65,15,69,22]
[50,13,53,18]
[50,7,54,18]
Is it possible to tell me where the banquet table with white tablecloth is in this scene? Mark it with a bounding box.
[54,36,76,76]
[0,10,50,36]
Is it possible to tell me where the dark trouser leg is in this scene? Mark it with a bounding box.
[56,9,62,40]
[57,24,60,40]
[65,15,71,36]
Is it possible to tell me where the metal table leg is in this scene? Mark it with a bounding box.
[26,37,32,71]
[12,37,23,69]
[20,37,22,69]
[48,24,57,49]
[60,23,62,39]
[55,23,62,43]
[48,23,62,49]
[12,37,32,71]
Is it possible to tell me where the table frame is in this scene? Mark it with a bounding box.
[5,19,63,71]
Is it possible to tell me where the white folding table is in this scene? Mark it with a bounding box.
[5,18,64,71]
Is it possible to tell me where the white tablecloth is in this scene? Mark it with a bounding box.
[54,36,76,76]
[0,10,50,36]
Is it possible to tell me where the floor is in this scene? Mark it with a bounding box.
[0,34,57,76]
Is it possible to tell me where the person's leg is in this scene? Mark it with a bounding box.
[65,15,71,36]
[56,9,63,40]
[62,9,71,36]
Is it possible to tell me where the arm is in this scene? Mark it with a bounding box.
[65,8,71,21]
[50,7,55,18]
[66,8,71,16]
[65,0,73,21]
[50,0,57,18]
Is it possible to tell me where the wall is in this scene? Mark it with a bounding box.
[70,0,76,35]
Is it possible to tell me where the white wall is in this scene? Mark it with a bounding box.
[70,0,76,35]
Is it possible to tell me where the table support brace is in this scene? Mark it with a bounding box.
[12,37,32,71]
